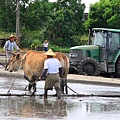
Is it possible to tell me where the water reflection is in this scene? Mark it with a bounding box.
[0,97,67,119]
[1,96,120,120]
[43,99,67,118]
[22,98,67,119]
[65,97,120,120]
[86,99,120,113]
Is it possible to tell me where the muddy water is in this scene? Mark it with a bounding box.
[0,76,120,120]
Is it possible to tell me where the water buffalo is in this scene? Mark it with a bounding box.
[7,50,69,94]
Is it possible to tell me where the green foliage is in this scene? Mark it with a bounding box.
[21,0,52,30]
[50,45,70,53]
[85,0,120,30]
[0,0,86,48]
[0,31,11,38]
[0,0,16,32]
[20,30,43,49]
[44,0,85,47]
[80,35,88,45]
[30,39,42,50]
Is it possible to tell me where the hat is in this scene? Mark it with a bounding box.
[9,34,16,38]
[44,49,56,56]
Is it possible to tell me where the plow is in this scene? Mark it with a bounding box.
[0,92,120,97]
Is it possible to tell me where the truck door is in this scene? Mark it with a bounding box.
[108,33,119,61]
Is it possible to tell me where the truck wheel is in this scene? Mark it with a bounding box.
[77,57,101,76]
[116,58,120,77]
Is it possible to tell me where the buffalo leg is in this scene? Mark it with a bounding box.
[64,79,68,94]
[60,79,64,94]
[28,83,32,91]
[28,82,36,92]
[44,89,48,99]
[33,82,36,92]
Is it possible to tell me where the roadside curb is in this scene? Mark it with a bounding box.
[68,74,120,87]
[0,69,120,87]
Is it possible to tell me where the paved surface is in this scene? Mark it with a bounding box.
[0,68,120,87]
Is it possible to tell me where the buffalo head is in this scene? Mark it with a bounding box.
[7,53,23,72]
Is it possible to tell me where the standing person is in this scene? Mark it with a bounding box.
[39,49,62,100]
[4,34,20,61]
[43,40,48,52]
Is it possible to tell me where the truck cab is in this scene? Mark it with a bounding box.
[69,28,120,76]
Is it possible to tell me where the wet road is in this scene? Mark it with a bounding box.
[0,76,120,120]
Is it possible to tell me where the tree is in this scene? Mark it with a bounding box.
[0,0,85,48]
[84,0,120,30]
[20,0,53,30]
[0,0,16,32]
[44,0,85,47]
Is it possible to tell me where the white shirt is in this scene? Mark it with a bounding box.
[44,58,62,74]
[43,43,48,47]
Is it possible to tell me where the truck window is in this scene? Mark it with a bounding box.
[92,32,105,47]
[109,33,119,50]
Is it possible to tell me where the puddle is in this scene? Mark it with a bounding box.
[0,76,120,120]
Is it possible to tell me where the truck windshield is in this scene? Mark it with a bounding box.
[92,31,119,49]
[92,32,105,46]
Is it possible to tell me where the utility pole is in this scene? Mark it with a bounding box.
[16,0,20,45]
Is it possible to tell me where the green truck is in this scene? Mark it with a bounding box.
[69,28,120,77]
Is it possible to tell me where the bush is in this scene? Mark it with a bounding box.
[30,39,42,50]
[50,45,70,53]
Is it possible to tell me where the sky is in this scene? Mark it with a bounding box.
[49,0,99,13]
